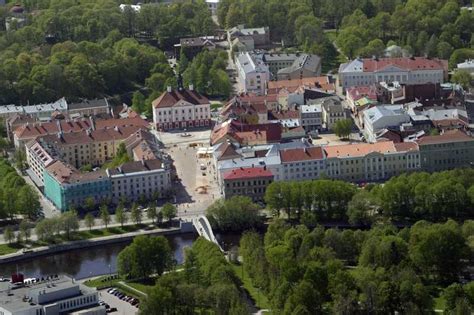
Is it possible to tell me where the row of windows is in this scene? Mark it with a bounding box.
[157,107,209,115]
[59,294,96,310]
[113,181,165,190]
[228,187,267,194]
[157,115,208,123]
[227,179,271,187]
[113,186,165,198]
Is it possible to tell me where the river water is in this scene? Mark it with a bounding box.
[0,232,241,280]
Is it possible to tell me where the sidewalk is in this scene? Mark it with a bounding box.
[0,212,200,245]
[0,225,183,263]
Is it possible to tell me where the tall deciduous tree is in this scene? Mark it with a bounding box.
[115,203,128,228]
[100,204,111,229]
[162,203,177,223]
[84,213,95,231]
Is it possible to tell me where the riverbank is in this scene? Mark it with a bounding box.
[0,222,194,264]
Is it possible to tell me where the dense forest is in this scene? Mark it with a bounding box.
[265,168,474,226]
[218,0,474,67]
[0,0,216,105]
[0,158,41,220]
[239,219,474,314]
[140,237,249,314]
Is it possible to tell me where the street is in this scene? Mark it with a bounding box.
[157,129,220,218]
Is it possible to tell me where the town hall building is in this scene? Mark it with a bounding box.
[152,85,211,131]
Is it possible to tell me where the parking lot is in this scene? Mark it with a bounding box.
[99,289,139,315]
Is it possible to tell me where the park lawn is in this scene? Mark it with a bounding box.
[210,101,223,111]
[84,275,121,289]
[74,225,141,240]
[0,243,22,255]
[434,296,446,311]
[231,263,271,311]
[126,278,156,295]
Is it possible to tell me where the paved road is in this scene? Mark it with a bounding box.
[99,289,139,315]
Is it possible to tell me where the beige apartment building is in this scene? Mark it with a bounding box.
[415,130,474,172]
[27,126,146,183]
[324,141,421,182]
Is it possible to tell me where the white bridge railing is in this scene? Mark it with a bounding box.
[192,215,224,252]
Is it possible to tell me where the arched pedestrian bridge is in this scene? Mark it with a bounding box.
[192,215,224,252]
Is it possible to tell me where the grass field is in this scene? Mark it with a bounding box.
[126,278,156,295]
[0,243,22,255]
[232,263,271,310]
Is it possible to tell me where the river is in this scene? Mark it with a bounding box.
[0,232,241,280]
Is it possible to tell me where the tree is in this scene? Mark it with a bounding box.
[265,181,284,217]
[409,221,469,282]
[35,219,55,242]
[162,203,177,223]
[61,210,79,240]
[347,190,376,226]
[3,226,14,244]
[16,185,41,219]
[100,204,111,229]
[147,203,157,225]
[206,196,262,232]
[131,91,145,114]
[156,211,164,226]
[333,119,353,139]
[451,70,473,90]
[115,204,128,228]
[117,235,173,279]
[14,149,27,170]
[19,220,31,242]
[84,213,95,231]
[85,197,95,212]
[131,203,142,226]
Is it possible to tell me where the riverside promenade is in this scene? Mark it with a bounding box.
[0,221,194,264]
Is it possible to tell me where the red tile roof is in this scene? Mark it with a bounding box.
[362,57,447,72]
[269,110,300,120]
[267,76,334,92]
[223,167,273,180]
[211,120,282,145]
[325,141,397,158]
[416,130,474,145]
[346,86,378,102]
[220,96,268,118]
[394,142,419,152]
[280,146,325,162]
[152,88,209,108]
[237,93,278,104]
[14,117,148,140]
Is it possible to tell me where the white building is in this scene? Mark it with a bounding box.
[107,159,172,202]
[152,86,211,130]
[457,60,474,74]
[26,140,55,185]
[338,57,448,89]
[0,275,104,315]
[300,104,323,132]
[363,105,411,142]
[279,146,326,181]
[235,52,270,95]
[205,0,219,14]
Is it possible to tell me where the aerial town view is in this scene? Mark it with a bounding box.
[0,0,474,314]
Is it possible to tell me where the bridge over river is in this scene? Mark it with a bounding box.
[192,215,224,252]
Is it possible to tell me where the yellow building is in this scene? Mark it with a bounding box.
[324,141,420,182]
